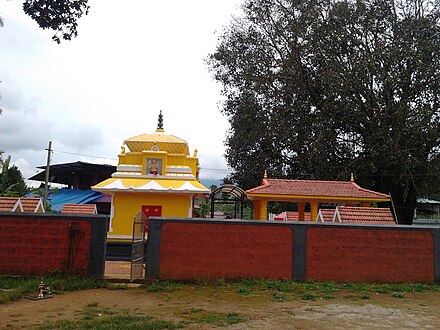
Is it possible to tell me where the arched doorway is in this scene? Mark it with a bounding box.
[209,184,247,219]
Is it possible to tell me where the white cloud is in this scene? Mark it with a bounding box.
[1,0,242,183]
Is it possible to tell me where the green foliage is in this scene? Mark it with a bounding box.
[272,291,288,301]
[29,187,58,213]
[302,292,317,301]
[179,307,243,327]
[210,200,254,219]
[107,283,129,290]
[195,200,210,218]
[0,162,27,197]
[0,277,40,304]
[208,0,440,224]
[36,305,184,330]
[141,280,183,292]
[238,285,251,296]
[197,312,242,326]
[392,292,405,298]
[230,279,440,302]
[0,276,108,304]
[23,0,90,43]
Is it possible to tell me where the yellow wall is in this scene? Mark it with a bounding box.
[109,192,192,241]
[118,152,198,175]
[167,154,186,166]
[186,157,198,176]
[118,152,143,165]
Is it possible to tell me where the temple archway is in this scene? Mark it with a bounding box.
[209,184,247,219]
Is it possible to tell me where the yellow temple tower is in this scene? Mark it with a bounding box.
[92,111,209,242]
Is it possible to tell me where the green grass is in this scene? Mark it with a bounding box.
[2,276,439,306]
[178,307,243,327]
[141,280,183,292]
[0,276,108,304]
[107,283,129,290]
[392,292,405,298]
[272,291,288,302]
[235,279,439,302]
[238,284,251,296]
[197,312,242,326]
[302,292,317,300]
[140,279,439,303]
[35,305,184,330]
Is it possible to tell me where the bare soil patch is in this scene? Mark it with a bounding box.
[1,284,439,329]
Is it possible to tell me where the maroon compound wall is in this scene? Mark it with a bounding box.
[0,213,108,277]
[147,218,440,283]
[306,227,435,282]
[159,222,292,279]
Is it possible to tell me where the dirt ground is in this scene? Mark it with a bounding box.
[1,285,439,329]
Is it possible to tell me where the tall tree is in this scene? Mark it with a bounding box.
[1,1,89,43]
[0,157,27,197]
[22,0,89,43]
[208,0,440,224]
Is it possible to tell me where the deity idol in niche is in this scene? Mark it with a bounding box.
[149,159,159,175]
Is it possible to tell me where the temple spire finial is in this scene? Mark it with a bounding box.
[156,110,164,132]
[350,172,355,182]
[264,169,268,179]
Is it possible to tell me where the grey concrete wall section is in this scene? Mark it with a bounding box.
[146,217,166,278]
[292,224,307,281]
[433,228,440,283]
[87,215,109,278]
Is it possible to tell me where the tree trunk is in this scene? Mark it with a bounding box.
[389,186,417,225]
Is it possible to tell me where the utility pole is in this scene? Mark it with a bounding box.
[43,141,52,211]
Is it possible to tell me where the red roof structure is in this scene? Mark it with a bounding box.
[0,197,22,212]
[246,178,390,200]
[316,209,336,222]
[276,211,311,221]
[61,204,97,215]
[0,197,44,213]
[334,206,396,224]
[246,177,391,221]
[20,198,45,213]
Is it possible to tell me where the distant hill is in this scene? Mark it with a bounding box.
[200,178,222,189]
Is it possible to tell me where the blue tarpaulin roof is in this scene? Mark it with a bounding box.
[49,189,105,211]
[27,189,106,212]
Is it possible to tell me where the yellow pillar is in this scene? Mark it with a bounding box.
[253,200,261,220]
[310,201,319,222]
[297,202,305,221]
[259,199,268,220]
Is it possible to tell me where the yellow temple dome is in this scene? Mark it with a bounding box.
[124,132,189,155]
[92,110,209,243]
[123,111,189,155]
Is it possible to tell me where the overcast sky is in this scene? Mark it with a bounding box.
[0,0,242,185]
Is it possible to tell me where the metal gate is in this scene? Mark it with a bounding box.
[130,211,146,282]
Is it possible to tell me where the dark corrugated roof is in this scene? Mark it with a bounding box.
[29,161,116,188]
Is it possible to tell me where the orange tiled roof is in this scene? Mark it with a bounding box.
[317,208,335,222]
[20,198,44,213]
[61,204,97,215]
[286,211,311,221]
[246,178,390,200]
[0,197,21,212]
[275,211,311,221]
[335,206,395,224]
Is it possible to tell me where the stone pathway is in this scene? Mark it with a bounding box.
[104,261,132,280]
